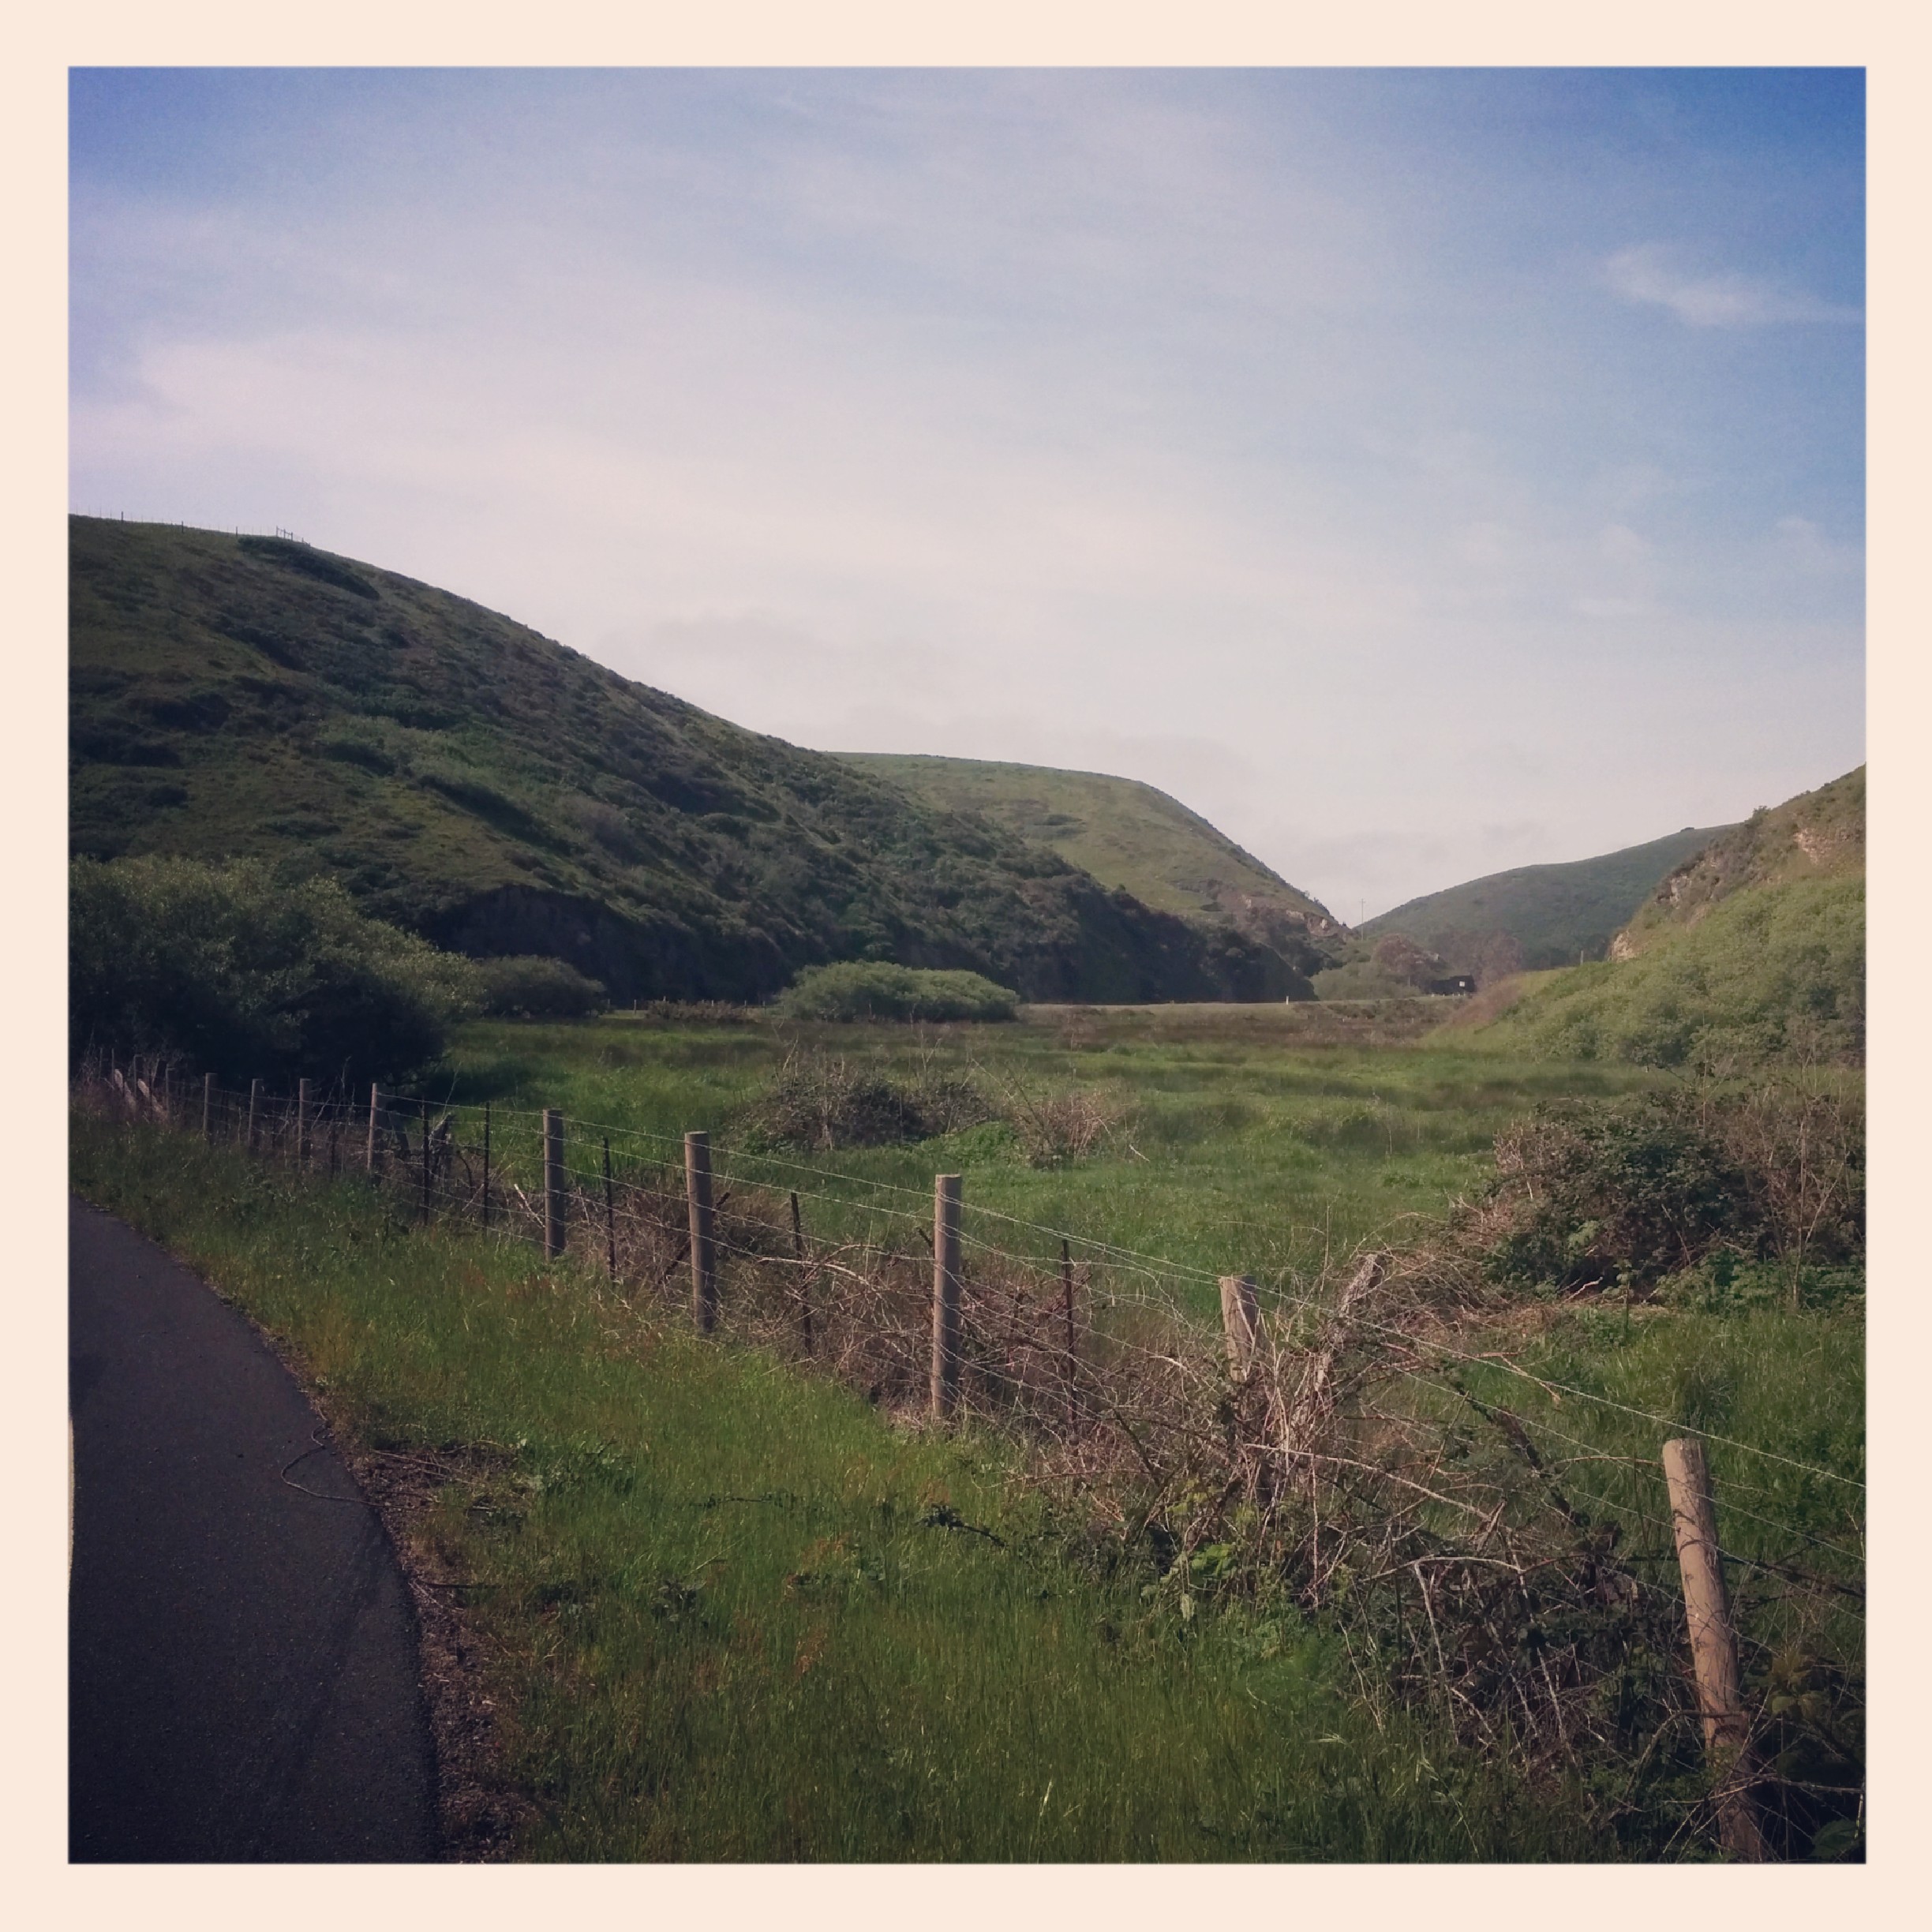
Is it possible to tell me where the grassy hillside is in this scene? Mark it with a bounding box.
[1361,823,1731,979]
[1613,766,1864,960]
[70,519,1301,1005]
[1462,767,1865,1069]
[841,753,1344,975]
[1470,874,1864,1069]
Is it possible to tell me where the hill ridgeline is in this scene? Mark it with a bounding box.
[838,753,1345,977]
[69,518,1312,1005]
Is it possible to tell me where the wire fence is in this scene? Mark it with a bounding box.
[77,1049,1866,1858]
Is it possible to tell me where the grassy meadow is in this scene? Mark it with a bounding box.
[72,999,1864,1859]
[437,1002,1664,1313]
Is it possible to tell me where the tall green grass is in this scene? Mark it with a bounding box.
[436,1009,1663,1317]
[71,1112,1590,1861]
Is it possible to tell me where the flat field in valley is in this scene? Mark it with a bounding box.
[440,1001,1663,1309]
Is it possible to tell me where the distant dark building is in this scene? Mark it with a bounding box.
[1425,975,1477,997]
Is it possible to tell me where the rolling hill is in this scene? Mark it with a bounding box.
[838,754,1346,975]
[69,518,1307,1005]
[1463,766,1865,1067]
[1610,766,1864,960]
[1361,823,1733,980]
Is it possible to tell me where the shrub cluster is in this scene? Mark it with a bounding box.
[1472,1084,1863,1299]
[740,1050,1132,1166]
[774,961,1020,1024]
[70,855,481,1084]
[741,1051,994,1151]
[474,954,608,1019]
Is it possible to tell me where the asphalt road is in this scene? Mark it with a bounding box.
[69,1200,438,1862]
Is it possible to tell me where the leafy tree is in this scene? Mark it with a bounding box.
[70,855,481,1082]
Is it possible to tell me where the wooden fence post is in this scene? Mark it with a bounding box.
[202,1073,214,1144]
[544,1109,566,1260]
[930,1174,964,1420]
[1220,1274,1260,1377]
[603,1137,616,1283]
[247,1078,262,1154]
[297,1078,312,1168]
[1061,1238,1078,1430]
[481,1102,492,1230]
[791,1191,813,1356]
[365,1083,380,1174]
[1662,1437,1769,1862]
[686,1131,717,1332]
[420,1099,432,1225]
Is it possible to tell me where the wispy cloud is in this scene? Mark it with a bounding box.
[1602,243,1861,328]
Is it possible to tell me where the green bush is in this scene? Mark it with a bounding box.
[1476,1083,1863,1297]
[773,961,1020,1023]
[474,954,608,1019]
[741,1051,994,1151]
[69,855,481,1083]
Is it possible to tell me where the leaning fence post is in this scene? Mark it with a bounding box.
[365,1083,380,1174]
[686,1131,717,1332]
[544,1109,566,1259]
[930,1174,964,1420]
[202,1073,214,1144]
[1220,1274,1260,1377]
[1662,1437,1769,1861]
[297,1078,313,1168]
[247,1078,262,1154]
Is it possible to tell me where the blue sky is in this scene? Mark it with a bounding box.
[69,67,1864,919]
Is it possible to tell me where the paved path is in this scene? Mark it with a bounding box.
[69,1200,438,1862]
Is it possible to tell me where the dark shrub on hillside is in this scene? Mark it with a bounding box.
[743,1052,995,1151]
[774,961,1020,1023]
[70,855,481,1083]
[1476,1084,1863,1297]
[474,954,608,1019]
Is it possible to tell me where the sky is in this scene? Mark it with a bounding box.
[69,67,1865,921]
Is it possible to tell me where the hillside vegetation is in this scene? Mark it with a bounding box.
[1465,769,1864,1069]
[841,753,1343,978]
[70,519,1301,1005]
[1362,823,1731,979]
[1613,767,1863,960]
[69,852,479,1082]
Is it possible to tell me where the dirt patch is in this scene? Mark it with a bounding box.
[331,1436,536,1859]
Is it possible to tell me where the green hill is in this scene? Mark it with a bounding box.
[1465,767,1865,1069]
[1361,824,1732,980]
[1612,766,1864,960]
[69,518,1305,1005]
[838,754,1344,975]
[1472,874,1863,1069]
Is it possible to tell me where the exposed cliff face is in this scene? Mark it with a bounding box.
[70,517,1308,1003]
[1612,767,1864,961]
